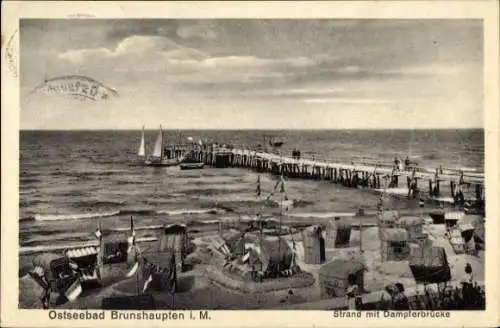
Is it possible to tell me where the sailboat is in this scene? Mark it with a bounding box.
[144,125,184,167]
[138,125,146,158]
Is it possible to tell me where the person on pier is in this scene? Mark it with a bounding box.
[404,156,411,169]
[394,157,401,171]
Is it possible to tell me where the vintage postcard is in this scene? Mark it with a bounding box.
[1,1,499,327]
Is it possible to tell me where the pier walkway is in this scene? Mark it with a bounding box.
[186,146,485,202]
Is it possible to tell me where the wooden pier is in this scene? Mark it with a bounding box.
[176,145,485,202]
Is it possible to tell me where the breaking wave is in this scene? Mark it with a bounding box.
[22,210,121,222]
[21,207,226,222]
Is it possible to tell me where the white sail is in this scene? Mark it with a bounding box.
[138,127,146,157]
[152,127,163,158]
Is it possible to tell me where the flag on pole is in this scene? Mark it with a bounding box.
[95,219,103,280]
[127,216,136,255]
[94,218,102,239]
[64,279,83,302]
[273,179,281,192]
[142,271,153,293]
[94,227,102,240]
[130,216,136,239]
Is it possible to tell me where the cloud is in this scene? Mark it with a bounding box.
[302,98,395,104]
[57,34,331,86]
[176,23,218,40]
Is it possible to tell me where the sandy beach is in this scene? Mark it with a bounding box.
[19,215,485,310]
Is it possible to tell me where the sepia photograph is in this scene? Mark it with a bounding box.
[16,17,487,311]
[2,2,499,327]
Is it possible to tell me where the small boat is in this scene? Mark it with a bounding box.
[266,136,285,148]
[144,126,184,167]
[180,162,205,170]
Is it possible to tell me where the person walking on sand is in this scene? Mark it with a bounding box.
[392,283,410,310]
[461,263,476,308]
[346,274,361,310]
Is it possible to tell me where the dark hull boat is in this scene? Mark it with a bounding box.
[145,158,182,167]
[179,162,204,170]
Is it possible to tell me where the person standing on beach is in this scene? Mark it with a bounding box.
[346,274,361,310]
[392,283,410,310]
[461,263,476,308]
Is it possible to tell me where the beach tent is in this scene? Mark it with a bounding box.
[222,230,244,252]
[429,209,446,224]
[64,246,100,282]
[473,223,485,251]
[318,259,365,299]
[139,251,177,293]
[101,237,130,265]
[379,228,410,262]
[248,237,294,278]
[397,216,425,241]
[301,225,326,264]
[159,223,188,271]
[377,210,399,228]
[458,215,482,242]
[448,229,466,254]
[30,253,82,304]
[444,212,465,231]
[208,235,232,258]
[325,218,352,248]
[408,246,451,284]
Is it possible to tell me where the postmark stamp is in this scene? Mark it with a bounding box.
[4,29,18,77]
[30,75,119,102]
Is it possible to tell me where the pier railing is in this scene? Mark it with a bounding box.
[183,145,484,202]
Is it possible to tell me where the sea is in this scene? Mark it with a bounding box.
[19,129,484,255]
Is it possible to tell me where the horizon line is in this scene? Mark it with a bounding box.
[19,127,484,132]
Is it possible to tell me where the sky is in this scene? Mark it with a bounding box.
[20,19,483,130]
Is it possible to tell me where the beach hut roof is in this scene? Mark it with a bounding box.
[398,216,425,226]
[474,224,485,242]
[460,214,482,226]
[328,218,352,229]
[303,225,323,236]
[32,253,71,280]
[444,212,465,221]
[409,246,447,267]
[163,223,187,234]
[380,228,409,242]
[250,237,293,273]
[33,253,66,270]
[458,223,475,232]
[318,259,365,278]
[141,251,176,271]
[378,210,399,222]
